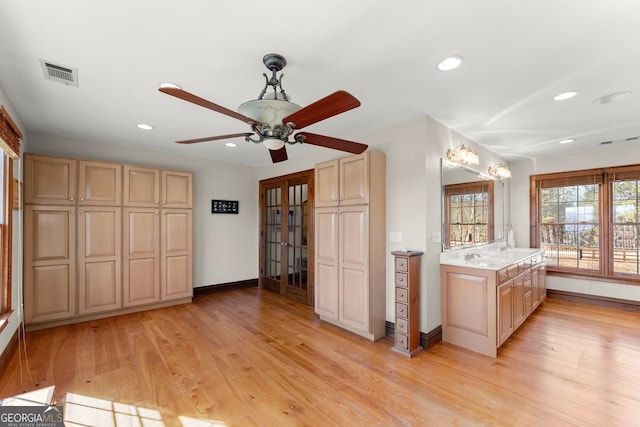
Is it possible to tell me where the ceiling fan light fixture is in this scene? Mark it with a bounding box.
[238,99,301,128]
[262,138,285,150]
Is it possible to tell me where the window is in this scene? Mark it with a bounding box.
[0,106,21,323]
[531,165,640,283]
[444,180,494,248]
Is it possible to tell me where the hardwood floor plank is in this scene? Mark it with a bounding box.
[1,289,639,426]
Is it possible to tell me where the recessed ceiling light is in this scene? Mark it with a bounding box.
[558,139,575,144]
[225,142,237,148]
[137,123,153,130]
[593,91,632,105]
[437,55,464,71]
[159,82,182,89]
[553,91,578,101]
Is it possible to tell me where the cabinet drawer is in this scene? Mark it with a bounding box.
[395,287,409,303]
[395,317,408,335]
[498,264,518,283]
[395,257,408,272]
[396,302,408,319]
[395,272,408,287]
[394,332,409,351]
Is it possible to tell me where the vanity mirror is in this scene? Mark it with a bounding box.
[441,158,505,251]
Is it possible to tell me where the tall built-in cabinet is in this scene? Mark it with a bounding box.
[314,151,386,340]
[24,153,193,329]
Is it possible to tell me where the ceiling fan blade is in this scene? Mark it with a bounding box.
[282,90,361,130]
[269,146,288,163]
[176,133,252,144]
[159,87,262,125]
[295,132,368,154]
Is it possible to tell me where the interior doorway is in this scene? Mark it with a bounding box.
[259,170,314,305]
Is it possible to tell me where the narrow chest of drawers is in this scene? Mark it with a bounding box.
[391,250,423,357]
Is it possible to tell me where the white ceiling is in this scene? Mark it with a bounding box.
[1,0,639,167]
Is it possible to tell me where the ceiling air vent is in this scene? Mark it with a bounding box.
[40,59,79,87]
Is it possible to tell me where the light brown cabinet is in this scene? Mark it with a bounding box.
[77,206,122,315]
[441,250,546,357]
[23,153,193,329]
[314,151,386,340]
[391,251,423,357]
[123,207,160,307]
[24,154,77,205]
[24,205,76,324]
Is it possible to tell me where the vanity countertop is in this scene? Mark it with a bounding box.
[440,247,544,271]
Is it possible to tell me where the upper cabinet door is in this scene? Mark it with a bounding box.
[314,160,340,207]
[161,170,193,208]
[339,153,369,206]
[78,160,122,206]
[123,165,160,207]
[24,154,77,205]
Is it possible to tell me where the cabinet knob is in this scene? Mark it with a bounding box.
[80,197,84,201]
[70,197,75,201]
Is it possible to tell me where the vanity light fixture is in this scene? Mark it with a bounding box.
[488,163,511,179]
[447,144,479,165]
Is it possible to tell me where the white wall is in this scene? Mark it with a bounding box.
[511,143,640,301]
[25,132,260,288]
[0,85,25,359]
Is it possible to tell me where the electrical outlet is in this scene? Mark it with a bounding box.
[389,232,402,242]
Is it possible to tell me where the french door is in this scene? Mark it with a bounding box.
[259,170,313,305]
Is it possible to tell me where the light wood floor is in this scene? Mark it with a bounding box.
[1,289,639,426]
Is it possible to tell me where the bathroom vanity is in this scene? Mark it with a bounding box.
[440,247,546,358]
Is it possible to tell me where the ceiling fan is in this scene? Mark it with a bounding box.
[159,53,368,163]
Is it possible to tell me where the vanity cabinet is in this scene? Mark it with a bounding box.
[314,151,386,340]
[441,250,546,357]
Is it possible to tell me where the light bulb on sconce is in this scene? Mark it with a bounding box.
[488,163,511,179]
[446,144,479,166]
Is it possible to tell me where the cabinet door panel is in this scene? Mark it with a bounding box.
[340,206,368,267]
[123,165,160,207]
[314,207,339,320]
[339,153,369,205]
[314,160,339,207]
[162,170,193,208]
[78,207,122,314]
[24,154,76,204]
[497,281,514,346]
[123,208,160,307]
[24,205,76,324]
[161,209,192,300]
[78,160,122,205]
[339,267,368,331]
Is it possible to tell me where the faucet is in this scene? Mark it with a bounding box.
[464,253,481,261]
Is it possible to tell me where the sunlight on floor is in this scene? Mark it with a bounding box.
[63,392,227,427]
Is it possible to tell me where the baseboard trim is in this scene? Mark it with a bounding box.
[193,279,259,297]
[547,289,640,313]
[386,321,442,351]
[0,326,19,379]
